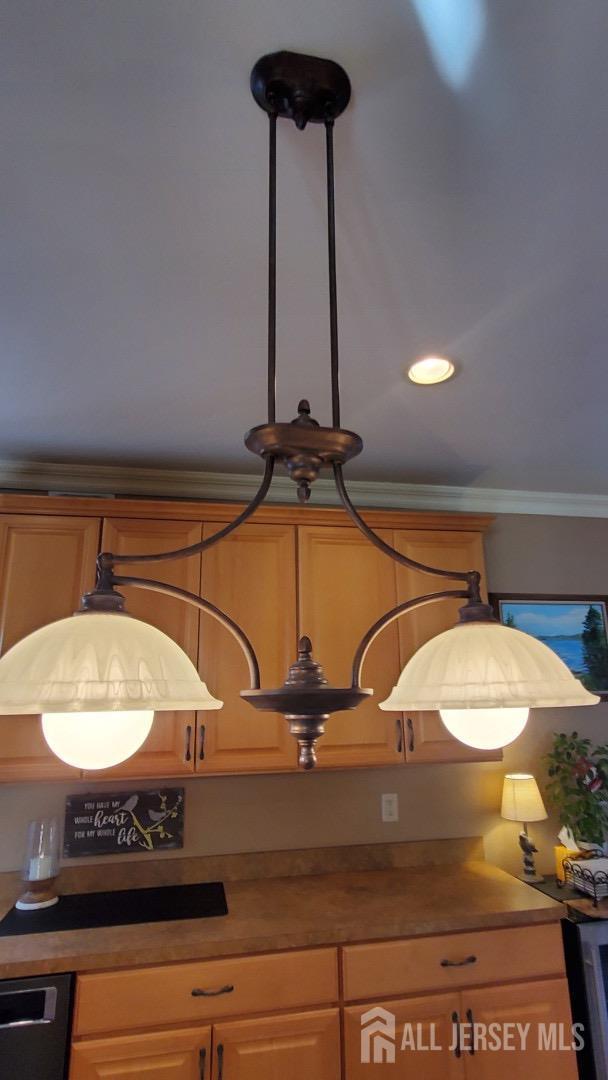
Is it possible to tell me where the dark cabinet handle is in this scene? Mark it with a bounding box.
[199,1047,207,1079]
[441,954,477,968]
[395,718,403,754]
[199,724,206,761]
[466,1009,475,1054]
[452,1011,461,1058]
[217,1043,224,1080]
[184,724,192,762]
[406,717,415,753]
[191,984,234,998]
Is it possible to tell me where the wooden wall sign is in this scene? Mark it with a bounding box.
[64,788,184,857]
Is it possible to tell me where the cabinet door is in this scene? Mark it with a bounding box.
[213,1009,340,1080]
[463,978,578,1079]
[298,527,403,767]
[86,518,203,778]
[0,514,99,781]
[70,1025,211,1079]
[344,993,464,1078]
[394,530,500,764]
[198,523,297,772]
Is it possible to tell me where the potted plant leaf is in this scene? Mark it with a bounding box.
[544,732,608,877]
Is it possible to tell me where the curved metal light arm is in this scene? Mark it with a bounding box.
[98,458,275,572]
[111,574,261,690]
[333,463,481,592]
[351,588,468,689]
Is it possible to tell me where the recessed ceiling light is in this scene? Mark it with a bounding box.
[407,356,455,385]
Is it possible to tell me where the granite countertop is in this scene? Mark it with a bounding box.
[0,845,564,979]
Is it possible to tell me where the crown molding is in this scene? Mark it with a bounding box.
[0,458,606,518]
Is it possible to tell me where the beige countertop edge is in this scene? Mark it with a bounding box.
[0,862,564,980]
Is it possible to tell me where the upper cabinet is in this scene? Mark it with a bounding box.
[0,496,495,781]
[298,526,403,768]
[87,518,204,779]
[393,530,500,764]
[198,522,297,773]
[0,514,100,781]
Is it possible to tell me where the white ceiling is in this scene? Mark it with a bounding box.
[2,0,608,493]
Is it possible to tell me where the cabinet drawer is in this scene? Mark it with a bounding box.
[74,947,338,1035]
[342,924,564,1000]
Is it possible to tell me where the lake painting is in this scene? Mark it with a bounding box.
[496,598,608,696]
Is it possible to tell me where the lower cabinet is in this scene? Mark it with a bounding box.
[344,978,577,1079]
[213,1008,341,1079]
[69,930,576,1080]
[70,1024,211,1079]
[70,1011,340,1080]
[345,992,462,1079]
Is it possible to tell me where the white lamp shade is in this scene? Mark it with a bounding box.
[0,612,223,714]
[501,773,548,823]
[380,622,600,711]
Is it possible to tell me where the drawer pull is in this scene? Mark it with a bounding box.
[199,1047,207,1079]
[184,724,193,762]
[217,1043,224,1080]
[191,984,234,998]
[395,718,403,754]
[440,954,477,968]
[452,1011,461,1058]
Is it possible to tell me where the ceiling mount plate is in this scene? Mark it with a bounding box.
[251,51,351,129]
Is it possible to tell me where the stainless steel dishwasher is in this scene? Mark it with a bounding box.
[0,972,73,1079]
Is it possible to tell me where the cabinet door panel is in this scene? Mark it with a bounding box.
[463,978,577,1079]
[298,527,402,767]
[70,1025,211,1079]
[85,519,203,778]
[213,1008,340,1080]
[198,523,297,772]
[345,993,464,1079]
[0,514,99,781]
[394,530,500,764]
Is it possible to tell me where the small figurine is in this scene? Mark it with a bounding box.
[519,828,542,882]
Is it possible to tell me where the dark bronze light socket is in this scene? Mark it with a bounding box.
[241,636,372,769]
[245,400,363,502]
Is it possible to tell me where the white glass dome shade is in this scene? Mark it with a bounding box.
[380,621,599,713]
[0,611,223,714]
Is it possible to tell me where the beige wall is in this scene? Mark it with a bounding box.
[1,511,606,875]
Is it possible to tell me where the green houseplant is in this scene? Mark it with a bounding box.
[544,732,608,846]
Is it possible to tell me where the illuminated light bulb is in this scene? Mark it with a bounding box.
[439,707,529,750]
[42,710,154,770]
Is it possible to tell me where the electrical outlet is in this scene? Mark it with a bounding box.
[381,793,399,823]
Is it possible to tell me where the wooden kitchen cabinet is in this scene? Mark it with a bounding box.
[86,518,203,779]
[198,522,297,772]
[70,1025,211,1080]
[213,1008,341,1080]
[394,530,500,764]
[344,992,464,1079]
[298,526,403,767]
[0,514,100,781]
[0,493,494,781]
[462,978,578,1079]
[344,979,576,1078]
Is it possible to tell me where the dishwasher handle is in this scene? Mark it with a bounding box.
[0,986,58,1029]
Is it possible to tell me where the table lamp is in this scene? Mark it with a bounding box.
[501,773,548,883]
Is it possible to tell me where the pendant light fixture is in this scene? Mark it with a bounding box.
[0,52,598,770]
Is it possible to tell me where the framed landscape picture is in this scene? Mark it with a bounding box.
[490,594,608,700]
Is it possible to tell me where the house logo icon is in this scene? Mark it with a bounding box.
[360,1006,396,1063]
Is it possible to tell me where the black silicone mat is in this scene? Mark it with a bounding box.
[0,881,227,937]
